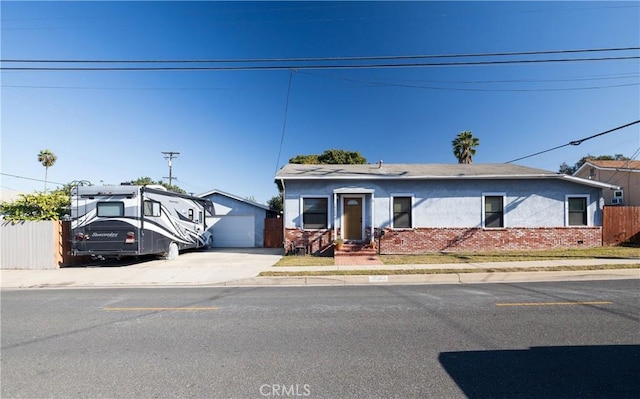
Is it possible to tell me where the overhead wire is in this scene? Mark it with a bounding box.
[2,47,638,71]
[505,121,640,164]
[3,46,638,64]
[296,70,639,92]
[0,172,67,186]
[275,69,295,174]
[2,56,638,71]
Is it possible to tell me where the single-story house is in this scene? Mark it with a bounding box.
[275,162,620,254]
[199,189,277,248]
[573,160,640,206]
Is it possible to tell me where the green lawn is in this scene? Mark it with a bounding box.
[380,246,640,265]
[274,246,640,267]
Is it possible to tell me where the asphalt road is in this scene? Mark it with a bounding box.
[2,280,639,399]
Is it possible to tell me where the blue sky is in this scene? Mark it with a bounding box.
[2,1,639,203]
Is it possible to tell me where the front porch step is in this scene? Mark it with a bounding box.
[334,243,377,257]
[334,243,383,265]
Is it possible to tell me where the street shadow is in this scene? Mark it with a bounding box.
[439,345,640,399]
[63,254,159,268]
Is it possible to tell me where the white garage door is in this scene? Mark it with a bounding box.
[209,216,255,247]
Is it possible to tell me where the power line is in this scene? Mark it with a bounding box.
[0,172,67,186]
[505,120,640,164]
[275,70,294,175]
[2,56,638,71]
[297,70,639,92]
[3,72,638,92]
[3,47,637,64]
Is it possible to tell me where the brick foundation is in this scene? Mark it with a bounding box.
[378,227,602,254]
[285,229,333,256]
[286,226,603,254]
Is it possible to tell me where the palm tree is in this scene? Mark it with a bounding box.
[37,149,57,191]
[452,131,479,164]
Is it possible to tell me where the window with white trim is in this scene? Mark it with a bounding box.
[483,194,504,228]
[302,197,328,229]
[567,196,588,226]
[392,196,412,228]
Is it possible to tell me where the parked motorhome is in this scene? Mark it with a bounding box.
[70,185,214,260]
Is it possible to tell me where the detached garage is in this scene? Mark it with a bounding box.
[199,189,277,248]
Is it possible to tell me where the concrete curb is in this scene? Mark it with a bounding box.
[216,269,640,287]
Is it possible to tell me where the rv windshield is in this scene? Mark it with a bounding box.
[97,202,124,217]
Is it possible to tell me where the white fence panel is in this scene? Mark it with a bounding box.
[0,221,58,269]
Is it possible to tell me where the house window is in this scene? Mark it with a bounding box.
[143,200,161,217]
[567,197,588,226]
[484,195,504,228]
[97,202,124,217]
[302,197,328,229]
[393,197,412,228]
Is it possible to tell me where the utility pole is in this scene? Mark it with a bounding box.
[161,151,180,187]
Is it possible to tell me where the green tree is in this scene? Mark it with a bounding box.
[37,149,57,191]
[559,154,629,174]
[280,149,367,208]
[289,154,320,164]
[452,131,479,164]
[558,162,575,175]
[267,192,283,213]
[0,189,69,221]
[129,177,186,194]
[289,149,367,165]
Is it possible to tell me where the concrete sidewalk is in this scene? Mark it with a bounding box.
[269,258,640,272]
[1,251,638,288]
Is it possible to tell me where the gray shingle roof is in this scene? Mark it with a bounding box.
[276,163,560,179]
[275,163,620,189]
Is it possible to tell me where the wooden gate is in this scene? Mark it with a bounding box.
[602,206,640,245]
[264,218,284,248]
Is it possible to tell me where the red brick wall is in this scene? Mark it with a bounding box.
[285,229,333,255]
[378,227,602,254]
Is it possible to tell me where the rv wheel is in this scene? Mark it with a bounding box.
[165,242,179,260]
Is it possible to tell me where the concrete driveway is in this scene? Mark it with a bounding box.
[1,248,284,289]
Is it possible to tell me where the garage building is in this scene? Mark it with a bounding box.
[199,189,277,248]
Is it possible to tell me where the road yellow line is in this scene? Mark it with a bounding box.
[496,301,612,307]
[104,307,219,311]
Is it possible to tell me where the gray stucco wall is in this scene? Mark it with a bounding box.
[284,179,604,229]
[201,193,268,247]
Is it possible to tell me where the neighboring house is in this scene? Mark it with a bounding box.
[573,160,640,206]
[199,189,277,248]
[275,163,619,254]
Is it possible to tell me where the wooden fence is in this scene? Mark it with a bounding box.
[263,217,284,248]
[602,206,640,246]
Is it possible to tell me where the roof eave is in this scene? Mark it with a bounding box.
[574,161,640,175]
[276,173,620,189]
[559,175,620,190]
[198,188,271,210]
